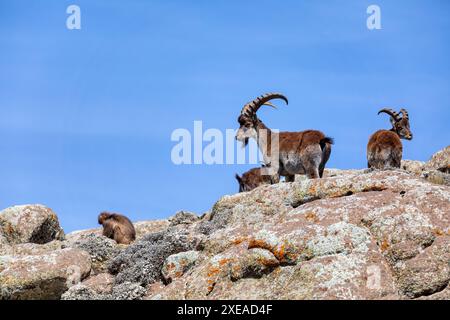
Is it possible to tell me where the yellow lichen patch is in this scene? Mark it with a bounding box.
[433,228,444,236]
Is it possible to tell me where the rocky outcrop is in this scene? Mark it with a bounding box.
[0,205,64,245]
[148,169,449,300]
[401,145,450,186]
[1,147,449,300]
[0,248,91,299]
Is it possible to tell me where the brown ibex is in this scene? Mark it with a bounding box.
[367,108,413,169]
[235,93,334,181]
[235,165,280,193]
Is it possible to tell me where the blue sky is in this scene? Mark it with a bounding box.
[1,0,449,232]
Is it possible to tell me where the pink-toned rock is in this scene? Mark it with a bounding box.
[0,248,91,299]
[81,273,115,294]
[147,169,449,300]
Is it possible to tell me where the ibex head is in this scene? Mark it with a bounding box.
[236,93,288,147]
[378,108,413,140]
[235,165,280,193]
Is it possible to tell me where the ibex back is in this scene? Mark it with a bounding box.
[367,108,413,169]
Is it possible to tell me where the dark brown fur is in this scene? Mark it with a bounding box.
[367,108,413,169]
[235,167,280,192]
[98,212,136,245]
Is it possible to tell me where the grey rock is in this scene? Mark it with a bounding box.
[64,233,121,274]
[0,205,64,245]
[161,250,200,282]
[169,211,199,227]
[108,226,202,287]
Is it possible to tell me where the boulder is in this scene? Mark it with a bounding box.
[426,146,449,173]
[60,273,115,300]
[0,205,64,245]
[168,211,199,227]
[0,248,91,299]
[0,241,64,256]
[161,250,200,282]
[63,233,121,275]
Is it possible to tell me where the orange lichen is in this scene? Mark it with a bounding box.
[433,228,444,236]
[232,237,248,245]
[218,258,233,266]
[248,239,273,252]
[206,267,220,278]
[305,212,319,223]
[380,238,390,252]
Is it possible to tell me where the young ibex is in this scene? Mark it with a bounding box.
[367,108,413,169]
[235,166,280,193]
[235,93,334,181]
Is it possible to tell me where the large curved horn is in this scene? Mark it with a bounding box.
[378,108,401,122]
[400,108,409,120]
[241,93,289,117]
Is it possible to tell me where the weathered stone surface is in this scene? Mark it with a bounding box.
[0,248,91,299]
[401,160,426,175]
[401,146,450,186]
[108,282,147,300]
[0,205,64,245]
[161,250,200,282]
[63,233,121,275]
[421,170,450,186]
[82,273,115,294]
[0,241,64,256]
[108,225,203,287]
[147,169,449,300]
[426,146,449,173]
[168,211,199,227]
[60,273,115,300]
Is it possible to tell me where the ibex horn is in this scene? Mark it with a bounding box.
[241,93,288,117]
[400,109,409,120]
[378,108,401,122]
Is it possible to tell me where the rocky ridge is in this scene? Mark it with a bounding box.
[0,146,448,300]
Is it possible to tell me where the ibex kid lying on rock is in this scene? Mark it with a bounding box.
[235,165,280,193]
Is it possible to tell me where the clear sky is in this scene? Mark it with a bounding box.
[1,0,449,232]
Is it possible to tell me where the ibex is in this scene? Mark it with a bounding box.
[235,93,334,181]
[367,108,413,169]
[235,166,280,193]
